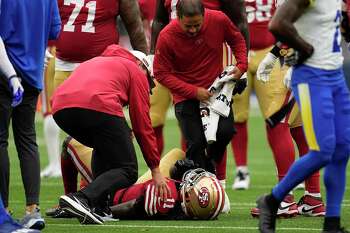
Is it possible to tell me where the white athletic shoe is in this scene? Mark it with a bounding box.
[20,208,45,230]
[232,168,250,190]
[40,165,61,178]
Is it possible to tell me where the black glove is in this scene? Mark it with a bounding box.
[169,159,197,181]
[284,48,314,66]
[342,11,350,42]
[232,77,247,95]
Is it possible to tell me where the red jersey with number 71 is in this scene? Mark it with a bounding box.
[56,0,119,63]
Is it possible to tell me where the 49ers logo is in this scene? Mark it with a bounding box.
[198,187,210,208]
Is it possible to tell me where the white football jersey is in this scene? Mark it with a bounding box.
[294,0,343,69]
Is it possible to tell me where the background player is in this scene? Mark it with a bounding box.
[40,44,61,178]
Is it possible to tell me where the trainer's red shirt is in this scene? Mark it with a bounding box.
[56,0,119,63]
[164,0,220,19]
[51,45,160,169]
[153,9,247,104]
[113,179,179,216]
[246,0,276,50]
[139,0,156,21]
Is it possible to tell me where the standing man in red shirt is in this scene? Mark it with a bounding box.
[52,45,169,225]
[154,0,247,173]
[149,0,249,188]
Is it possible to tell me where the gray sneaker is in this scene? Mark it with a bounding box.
[20,208,45,230]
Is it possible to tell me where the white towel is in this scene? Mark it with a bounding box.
[200,65,235,143]
[200,102,220,144]
[208,65,235,94]
[211,81,235,117]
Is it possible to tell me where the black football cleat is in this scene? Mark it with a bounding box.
[257,194,277,233]
[59,192,104,224]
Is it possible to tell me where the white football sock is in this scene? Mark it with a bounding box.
[43,115,61,170]
[305,191,321,198]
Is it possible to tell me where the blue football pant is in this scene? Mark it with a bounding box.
[272,78,350,217]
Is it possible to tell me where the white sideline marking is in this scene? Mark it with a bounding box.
[13,181,350,192]
[49,223,320,231]
[9,200,350,207]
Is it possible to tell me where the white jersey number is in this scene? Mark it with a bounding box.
[63,0,96,33]
[246,0,274,23]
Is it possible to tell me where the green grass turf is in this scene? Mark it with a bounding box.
[6,114,350,233]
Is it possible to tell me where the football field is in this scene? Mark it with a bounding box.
[6,111,350,233]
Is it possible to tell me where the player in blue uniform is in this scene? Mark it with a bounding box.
[0,0,61,230]
[257,0,350,233]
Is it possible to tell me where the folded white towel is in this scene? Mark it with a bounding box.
[200,102,220,144]
[200,65,235,143]
[211,81,235,117]
[208,65,235,94]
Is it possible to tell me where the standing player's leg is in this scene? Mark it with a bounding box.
[289,106,325,217]
[150,81,172,155]
[228,45,252,190]
[254,48,298,217]
[41,47,61,178]
[321,80,350,232]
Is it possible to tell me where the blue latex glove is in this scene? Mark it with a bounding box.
[8,76,24,107]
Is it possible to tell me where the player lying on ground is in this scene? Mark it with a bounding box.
[47,144,229,221]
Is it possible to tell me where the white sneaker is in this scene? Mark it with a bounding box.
[40,165,52,178]
[20,208,45,230]
[232,169,250,190]
[40,165,61,178]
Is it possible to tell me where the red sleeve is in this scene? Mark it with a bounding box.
[222,14,248,72]
[129,69,160,170]
[153,33,198,100]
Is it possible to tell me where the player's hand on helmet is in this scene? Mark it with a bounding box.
[257,52,277,82]
[152,167,171,201]
[283,67,293,89]
[232,73,247,95]
[8,76,24,107]
[44,48,54,68]
[196,87,213,101]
